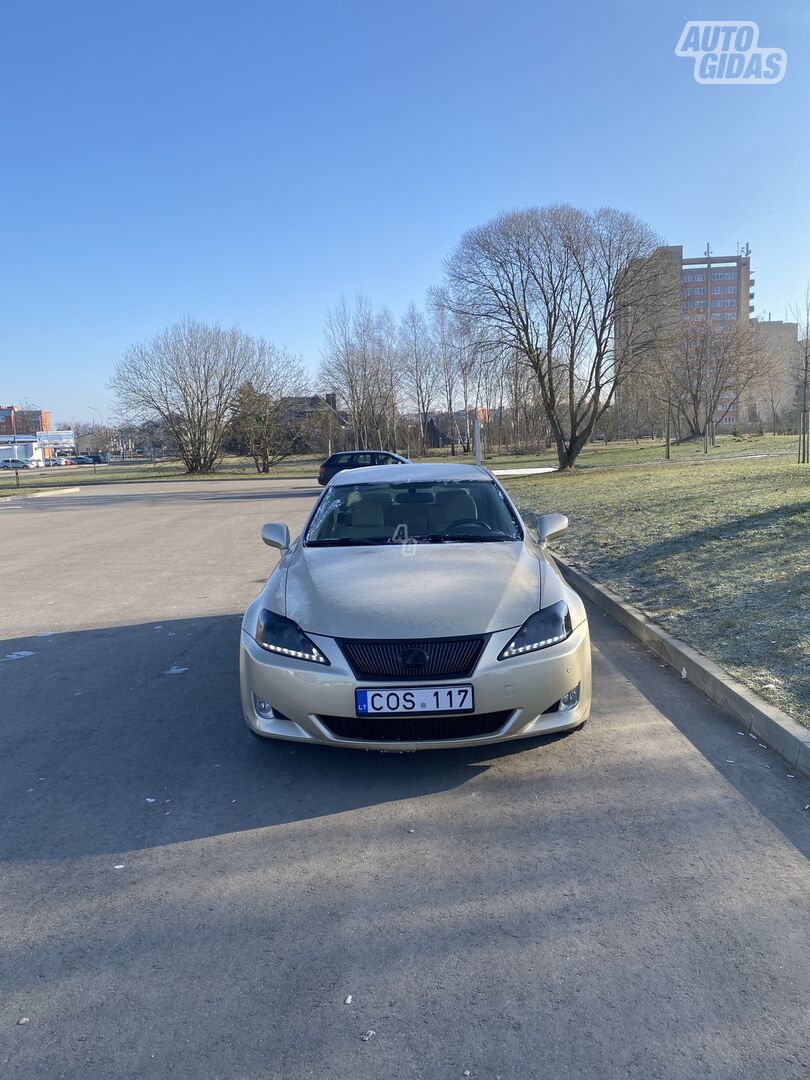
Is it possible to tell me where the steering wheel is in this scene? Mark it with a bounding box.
[443,518,492,533]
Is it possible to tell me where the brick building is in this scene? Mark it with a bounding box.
[0,405,52,436]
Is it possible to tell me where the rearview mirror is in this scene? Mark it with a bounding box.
[537,512,568,547]
[261,523,290,552]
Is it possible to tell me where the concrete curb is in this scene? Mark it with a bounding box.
[554,554,810,779]
[0,486,81,503]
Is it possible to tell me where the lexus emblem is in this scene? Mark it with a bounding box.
[399,647,429,669]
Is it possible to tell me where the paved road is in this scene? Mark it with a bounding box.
[1,480,809,1080]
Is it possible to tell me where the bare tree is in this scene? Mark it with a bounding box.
[790,286,810,464]
[661,317,763,440]
[229,343,309,472]
[444,204,668,469]
[428,298,464,454]
[320,296,400,450]
[111,319,258,473]
[399,303,440,456]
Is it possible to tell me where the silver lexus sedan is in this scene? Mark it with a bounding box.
[240,463,591,750]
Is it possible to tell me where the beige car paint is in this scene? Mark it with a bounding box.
[240,463,591,749]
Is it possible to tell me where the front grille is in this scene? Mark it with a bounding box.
[319,711,512,743]
[339,636,485,680]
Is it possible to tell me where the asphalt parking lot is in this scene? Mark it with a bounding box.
[1,480,809,1080]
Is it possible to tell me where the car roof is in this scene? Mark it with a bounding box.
[331,450,401,458]
[329,462,490,485]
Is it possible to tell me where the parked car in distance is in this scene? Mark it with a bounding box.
[318,450,410,486]
[72,455,95,464]
[0,458,36,469]
[87,454,105,464]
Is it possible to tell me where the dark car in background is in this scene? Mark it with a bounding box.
[317,450,410,486]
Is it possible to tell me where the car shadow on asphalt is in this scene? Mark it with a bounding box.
[585,603,810,860]
[4,608,807,866]
[0,614,566,863]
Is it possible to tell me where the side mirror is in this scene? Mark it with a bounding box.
[261,523,290,552]
[537,512,568,547]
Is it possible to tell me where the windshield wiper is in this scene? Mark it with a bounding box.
[423,532,517,543]
[306,537,392,547]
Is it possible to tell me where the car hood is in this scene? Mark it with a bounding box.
[282,542,542,638]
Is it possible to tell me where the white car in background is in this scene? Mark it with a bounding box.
[240,463,591,751]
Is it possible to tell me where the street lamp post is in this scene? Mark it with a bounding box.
[88,406,103,458]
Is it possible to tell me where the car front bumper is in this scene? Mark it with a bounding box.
[239,621,591,750]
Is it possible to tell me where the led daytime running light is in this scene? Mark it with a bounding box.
[498,601,572,661]
[255,609,330,666]
[500,632,567,657]
[260,642,327,663]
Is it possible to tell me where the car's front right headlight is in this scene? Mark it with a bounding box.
[498,600,572,660]
[255,609,330,665]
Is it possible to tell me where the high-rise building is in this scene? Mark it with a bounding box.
[676,245,754,428]
[615,245,758,433]
[677,245,753,324]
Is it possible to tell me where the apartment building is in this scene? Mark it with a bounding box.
[0,405,52,436]
[615,245,758,433]
[747,318,801,430]
[678,246,754,427]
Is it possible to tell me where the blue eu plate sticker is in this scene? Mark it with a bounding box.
[356,690,369,713]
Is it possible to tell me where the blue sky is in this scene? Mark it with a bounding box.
[1,0,808,422]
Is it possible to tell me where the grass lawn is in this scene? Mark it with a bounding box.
[503,453,810,726]
[426,433,801,469]
[2,434,798,499]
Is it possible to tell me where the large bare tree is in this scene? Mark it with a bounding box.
[110,318,259,473]
[229,343,309,472]
[320,296,400,451]
[443,204,668,469]
[428,298,465,454]
[399,303,440,456]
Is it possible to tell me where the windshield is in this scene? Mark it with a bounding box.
[305,480,523,546]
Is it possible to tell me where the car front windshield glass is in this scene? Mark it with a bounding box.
[305,480,522,546]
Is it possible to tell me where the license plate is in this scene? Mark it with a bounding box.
[356,684,474,716]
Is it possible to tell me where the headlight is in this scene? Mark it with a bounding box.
[498,600,572,660]
[255,609,330,665]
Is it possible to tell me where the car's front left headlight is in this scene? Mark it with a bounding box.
[498,600,572,660]
[255,609,330,665]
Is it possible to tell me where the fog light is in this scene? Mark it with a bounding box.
[254,695,274,718]
[560,685,580,710]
